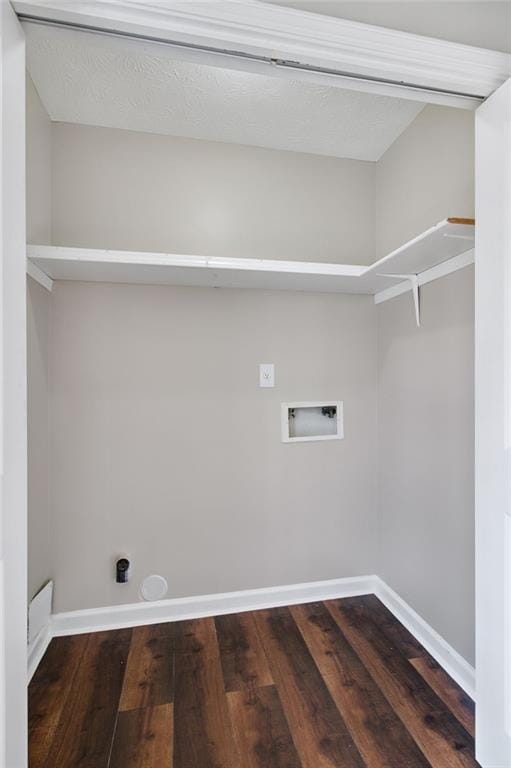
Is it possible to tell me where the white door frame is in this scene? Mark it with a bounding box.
[12,0,511,108]
[1,1,27,766]
[475,76,511,767]
[3,2,511,766]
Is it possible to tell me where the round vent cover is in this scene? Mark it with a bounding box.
[140,574,168,602]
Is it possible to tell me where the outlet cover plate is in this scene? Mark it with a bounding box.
[259,363,275,388]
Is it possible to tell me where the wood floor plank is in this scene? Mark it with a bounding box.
[28,635,89,768]
[327,598,479,768]
[355,594,428,659]
[253,607,365,768]
[109,703,173,768]
[29,603,481,768]
[291,602,431,768]
[227,685,302,768]
[41,628,132,768]
[410,657,475,737]
[119,624,174,711]
[215,612,273,693]
[172,618,239,768]
[355,596,475,737]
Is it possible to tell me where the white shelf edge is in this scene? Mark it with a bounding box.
[374,248,475,305]
[365,218,451,275]
[26,245,365,279]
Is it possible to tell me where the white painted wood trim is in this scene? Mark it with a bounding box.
[26,258,53,291]
[373,577,475,699]
[28,576,474,699]
[51,575,376,636]
[27,626,51,684]
[28,581,53,645]
[374,248,475,305]
[475,77,511,766]
[41,575,475,699]
[1,3,28,766]
[13,0,511,107]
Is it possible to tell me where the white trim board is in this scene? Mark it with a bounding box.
[44,574,475,699]
[51,575,374,636]
[27,626,51,683]
[13,0,511,108]
[2,3,29,764]
[28,580,53,645]
[474,76,511,765]
[27,581,53,682]
[373,578,475,699]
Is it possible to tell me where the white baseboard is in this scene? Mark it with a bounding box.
[374,576,475,699]
[36,574,474,701]
[27,625,52,683]
[51,574,376,636]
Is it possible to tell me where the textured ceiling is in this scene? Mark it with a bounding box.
[25,23,424,162]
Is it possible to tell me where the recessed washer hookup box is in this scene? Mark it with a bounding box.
[281,401,344,443]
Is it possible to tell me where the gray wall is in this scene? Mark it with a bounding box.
[50,283,377,611]
[27,75,51,246]
[376,105,475,664]
[27,97,476,666]
[26,75,52,601]
[52,122,376,265]
[375,104,475,256]
[378,269,474,663]
[48,123,380,613]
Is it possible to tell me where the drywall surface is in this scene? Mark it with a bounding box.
[27,279,52,602]
[375,104,475,664]
[378,267,475,664]
[27,74,51,245]
[27,74,52,602]
[44,108,475,666]
[48,122,377,612]
[50,282,377,612]
[375,105,475,257]
[51,122,375,265]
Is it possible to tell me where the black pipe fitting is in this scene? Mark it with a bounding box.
[116,558,130,583]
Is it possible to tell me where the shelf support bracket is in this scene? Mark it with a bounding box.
[378,273,421,326]
[26,258,53,292]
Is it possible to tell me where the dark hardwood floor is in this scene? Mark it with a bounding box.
[28,595,479,767]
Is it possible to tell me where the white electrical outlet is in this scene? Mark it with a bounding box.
[259,363,275,388]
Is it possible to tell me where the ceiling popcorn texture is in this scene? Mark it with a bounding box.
[25,23,424,162]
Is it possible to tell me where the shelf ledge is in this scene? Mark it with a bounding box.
[26,218,474,300]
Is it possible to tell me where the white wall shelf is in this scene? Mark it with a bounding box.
[27,218,474,301]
